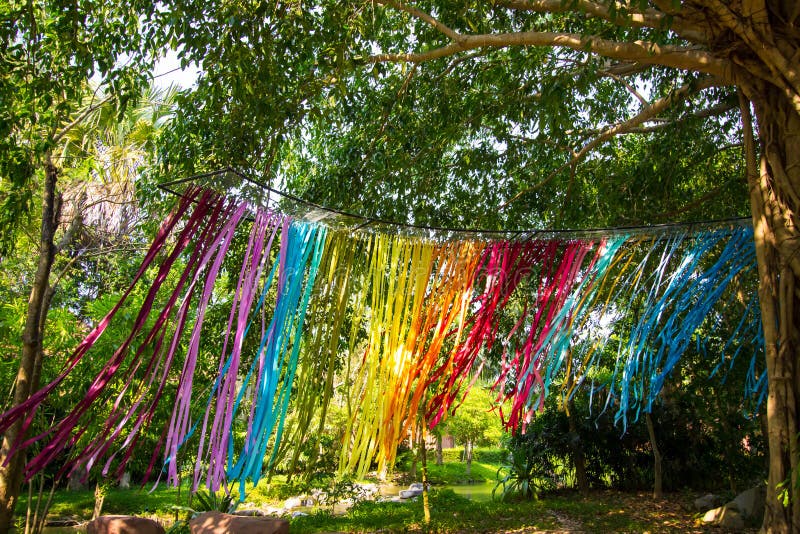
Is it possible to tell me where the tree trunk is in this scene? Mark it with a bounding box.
[419,423,430,525]
[92,482,105,521]
[0,157,60,533]
[567,398,589,495]
[739,87,800,533]
[435,433,443,466]
[464,441,473,478]
[645,413,663,499]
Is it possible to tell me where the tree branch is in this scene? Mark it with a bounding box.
[53,95,113,145]
[707,0,800,104]
[366,30,730,79]
[602,61,652,77]
[605,101,736,135]
[500,77,721,208]
[498,0,709,43]
[374,0,461,41]
[599,69,648,105]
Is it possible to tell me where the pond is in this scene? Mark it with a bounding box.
[447,482,495,502]
[380,481,496,503]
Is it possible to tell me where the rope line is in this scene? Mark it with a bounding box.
[159,166,752,239]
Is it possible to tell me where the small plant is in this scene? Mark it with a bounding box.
[166,488,237,533]
[320,474,371,511]
[192,489,236,513]
[494,451,540,501]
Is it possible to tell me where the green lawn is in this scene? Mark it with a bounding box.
[291,489,561,533]
[13,452,719,533]
[17,484,191,521]
[15,484,715,533]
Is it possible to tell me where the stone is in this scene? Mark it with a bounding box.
[703,505,724,523]
[357,482,378,498]
[703,504,745,531]
[189,512,289,534]
[86,515,165,534]
[693,493,723,512]
[119,472,132,490]
[283,496,302,509]
[399,488,422,499]
[731,485,766,519]
[232,509,265,517]
[717,507,745,530]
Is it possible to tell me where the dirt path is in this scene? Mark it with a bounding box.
[548,509,585,532]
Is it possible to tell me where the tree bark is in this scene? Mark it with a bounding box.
[645,413,663,500]
[0,156,60,533]
[567,398,589,495]
[419,423,430,525]
[435,433,443,466]
[464,440,473,478]
[740,86,800,534]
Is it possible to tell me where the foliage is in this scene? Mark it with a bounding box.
[436,447,507,465]
[154,2,750,234]
[0,0,164,252]
[493,429,567,502]
[500,377,765,495]
[444,386,501,449]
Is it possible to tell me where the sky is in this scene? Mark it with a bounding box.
[152,50,200,90]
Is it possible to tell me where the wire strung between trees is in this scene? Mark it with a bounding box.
[159,166,752,241]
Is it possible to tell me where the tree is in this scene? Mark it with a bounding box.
[445,387,498,478]
[345,5,798,529]
[0,1,167,526]
[0,81,174,529]
[157,2,796,529]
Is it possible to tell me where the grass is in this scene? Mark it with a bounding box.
[424,459,499,485]
[17,484,191,521]
[290,488,560,533]
[13,451,741,533]
[16,483,727,533]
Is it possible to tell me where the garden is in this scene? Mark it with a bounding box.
[1,1,798,533]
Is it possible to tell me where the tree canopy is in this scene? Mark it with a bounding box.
[153,3,799,530]
[2,1,799,531]
[157,1,753,230]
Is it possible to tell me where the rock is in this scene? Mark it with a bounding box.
[703,504,745,531]
[87,515,165,534]
[731,485,766,519]
[67,477,85,491]
[45,518,80,527]
[232,509,265,517]
[694,493,724,512]
[189,512,289,534]
[283,496,302,509]
[358,482,378,497]
[717,507,745,530]
[291,511,308,518]
[399,482,428,498]
[119,472,131,490]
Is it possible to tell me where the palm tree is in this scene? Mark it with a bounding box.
[0,81,178,533]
